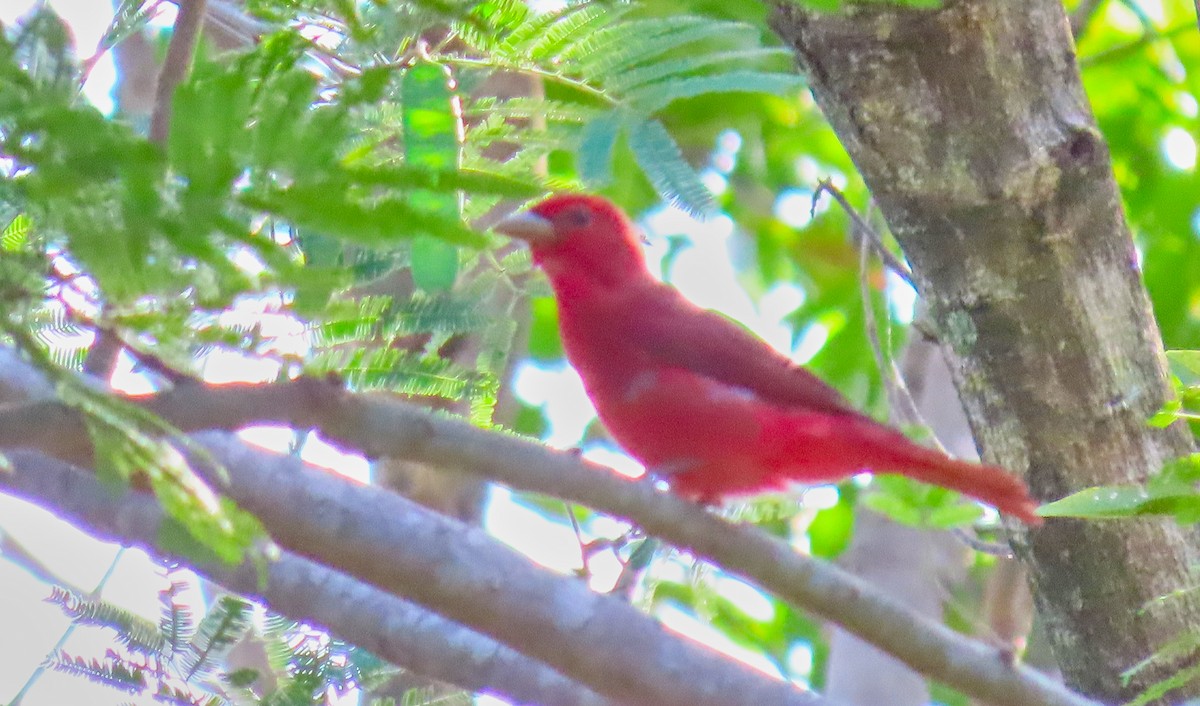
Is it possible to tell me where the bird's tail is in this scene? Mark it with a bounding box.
[859,422,1042,525]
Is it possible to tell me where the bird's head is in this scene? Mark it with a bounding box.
[494,195,648,287]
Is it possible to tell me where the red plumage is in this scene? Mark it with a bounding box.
[497,194,1041,525]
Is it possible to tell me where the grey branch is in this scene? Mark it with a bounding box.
[150,0,208,144]
[0,449,614,706]
[2,439,823,706]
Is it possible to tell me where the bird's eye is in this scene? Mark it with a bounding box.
[563,207,592,228]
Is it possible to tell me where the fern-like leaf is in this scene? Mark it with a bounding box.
[520,3,624,61]
[626,70,803,113]
[50,650,147,694]
[1,212,30,250]
[577,111,624,187]
[608,47,794,92]
[181,596,253,682]
[570,17,747,76]
[309,347,480,400]
[48,586,167,655]
[627,118,713,214]
[387,294,485,336]
[160,579,196,655]
[466,96,601,124]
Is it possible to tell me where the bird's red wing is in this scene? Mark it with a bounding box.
[622,282,859,416]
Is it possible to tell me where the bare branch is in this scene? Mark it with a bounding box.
[149,0,208,145]
[322,399,1093,706]
[1079,21,1194,67]
[1069,0,1106,37]
[813,180,914,289]
[3,439,824,706]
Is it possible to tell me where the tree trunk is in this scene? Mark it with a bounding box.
[770,2,1200,702]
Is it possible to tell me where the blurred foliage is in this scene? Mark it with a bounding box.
[42,572,436,706]
[2,0,1200,702]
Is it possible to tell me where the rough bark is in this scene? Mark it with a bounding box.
[770,2,1200,702]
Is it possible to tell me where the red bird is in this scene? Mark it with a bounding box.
[496,195,1041,525]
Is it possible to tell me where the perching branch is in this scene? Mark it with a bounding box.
[0,354,814,706]
[2,438,823,706]
[0,450,614,706]
[0,351,1095,706]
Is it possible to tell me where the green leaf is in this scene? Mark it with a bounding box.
[573,17,750,78]
[864,475,987,528]
[410,237,459,292]
[626,71,804,114]
[307,346,482,401]
[240,184,485,247]
[1149,397,1183,428]
[1037,484,1200,523]
[518,4,623,61]
[627,118,714,214]
[467,96,600,124]
[1037,456,1200,523]
[1167,349,1200,381]
[806,491,855,558]
[607,47,794,93]
[347,164,545,199]
[402,61,464,291]
[1,213,31,251]
[577,111,624,187]
[95,0,158,60]
[925,502,984,528]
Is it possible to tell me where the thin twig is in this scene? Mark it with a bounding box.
[610,537,659,599]
[951,528,1014,557]
[1080,21,1194,66]
[813,180,915,289]
[565,502,591,578]
[81,328,123,380]
[851,201,942,453]
[47,264,198,386]
[149,0,209,145]
[1070,0,1106,38]
[852,206,1012,546]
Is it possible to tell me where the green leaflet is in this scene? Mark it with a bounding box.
[1038,454,1200,523]
[402,61,463,292]
[628,118,714,214]
[577,111,623,187]
[625,71,804,114]
[1,212,30,251]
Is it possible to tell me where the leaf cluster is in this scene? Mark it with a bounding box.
[45,576,430,706]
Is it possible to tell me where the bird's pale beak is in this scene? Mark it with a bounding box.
[494,211,555,245]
